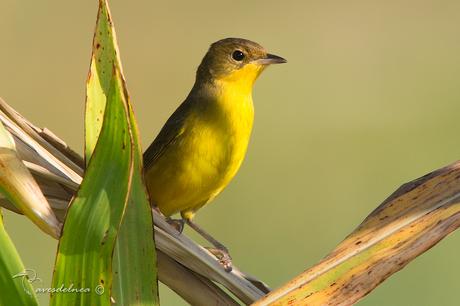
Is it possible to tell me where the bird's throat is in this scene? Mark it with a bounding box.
[218,63,265,94]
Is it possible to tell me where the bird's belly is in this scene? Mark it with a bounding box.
[146,121,251,217]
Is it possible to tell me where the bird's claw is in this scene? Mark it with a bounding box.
[166,218,185,233]
[207,247,233,272]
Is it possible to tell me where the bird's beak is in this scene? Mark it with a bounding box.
[254,53,287,65]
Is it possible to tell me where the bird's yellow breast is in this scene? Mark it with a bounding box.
[146,72,256,219]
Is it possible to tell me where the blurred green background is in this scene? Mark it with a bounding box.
[1,0,460,305]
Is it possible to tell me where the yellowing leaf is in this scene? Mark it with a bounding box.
[254,161,460,306]
[0,120,60,238]
[85,0,123,163]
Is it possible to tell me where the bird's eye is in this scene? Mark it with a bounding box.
[232,50,245,61]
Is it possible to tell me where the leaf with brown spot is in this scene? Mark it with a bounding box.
[85,1,159,305]
[253,161,460,306]
[50,66,133,306]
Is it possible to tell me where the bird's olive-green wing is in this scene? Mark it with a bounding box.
[143,100,191,169]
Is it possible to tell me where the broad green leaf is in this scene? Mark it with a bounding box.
[0,210,39,306]
[50,67,133,306]
[254,161,460,306]
[85,1,159,304]
[0,120,60,238]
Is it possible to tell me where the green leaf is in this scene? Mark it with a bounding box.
[84,1,159,304]
[50,66,133,306]
[253,161,460,306]
[0,119,60,238]
[84,0,122,163]
[112,122,159,304]
[0,210,39,306]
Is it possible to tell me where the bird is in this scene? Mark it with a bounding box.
[143,38,286,270]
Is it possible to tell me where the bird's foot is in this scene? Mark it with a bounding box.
[166,218,185,233]
[206,247,233,272]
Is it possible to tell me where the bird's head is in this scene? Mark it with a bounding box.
[196,38,286,90]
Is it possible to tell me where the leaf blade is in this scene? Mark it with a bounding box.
[0,119,60,238]
[85,1,159,304]
[112,105,159,305]
[85,0,123,163]
[50,66,133,306]
[254,161,460,306]
[0,210,39,306]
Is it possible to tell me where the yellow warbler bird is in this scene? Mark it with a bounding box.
[144,38,286,269]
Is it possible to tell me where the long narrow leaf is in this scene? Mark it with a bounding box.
[85,0,123,163]
[112,168,159,305]
[50,66,133,306]
[0,210,39,306]
[254,161,460,306]
[157,250,239,306]
[0,119,60,238]
[153,210,268,304]
[85,1,159,304]
[112,107,159,305]
[0,97,83,183]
